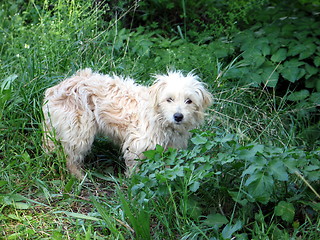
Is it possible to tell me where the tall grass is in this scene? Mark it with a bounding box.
[0,0,319,239]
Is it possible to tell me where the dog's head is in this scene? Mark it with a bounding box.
[150,71,212,130]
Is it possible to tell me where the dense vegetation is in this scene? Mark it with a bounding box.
[0,0,319,239]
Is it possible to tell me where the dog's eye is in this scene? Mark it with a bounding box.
[185,99,192,104]
[167,98,174,103]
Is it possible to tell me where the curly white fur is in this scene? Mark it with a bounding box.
[42,69,212,178]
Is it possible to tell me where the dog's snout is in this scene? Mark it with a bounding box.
[174,113,184,122]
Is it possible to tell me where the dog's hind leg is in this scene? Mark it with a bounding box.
[44,105,98,179]
[62,115,98,179]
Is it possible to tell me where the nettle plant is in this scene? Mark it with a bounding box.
[224,10,320,101]
[129,130,320,237]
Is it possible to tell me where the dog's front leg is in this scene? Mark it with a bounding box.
[123,148,141,177]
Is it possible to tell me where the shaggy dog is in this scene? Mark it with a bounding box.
[42,69,212,179]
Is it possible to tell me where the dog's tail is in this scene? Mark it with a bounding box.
[76,68,93,78]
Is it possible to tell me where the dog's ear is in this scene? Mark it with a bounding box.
[198,86,213,110]
[192,80,212,110]
[149,78,167,109]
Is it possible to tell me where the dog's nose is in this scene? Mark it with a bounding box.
[174,113,184,122]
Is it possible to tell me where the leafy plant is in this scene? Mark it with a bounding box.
[128,130,320,238]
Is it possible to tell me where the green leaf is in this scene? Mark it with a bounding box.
[287,90,310,101]
[242,49,265,68]
[1,74,18,91]
[271,48,287,62]
[238,144,264,159]
[282,24,295,37]
[191,134,207,145]
[222,220,242,239]
[261,67,279,87]
[242,164,261,177]
[12,202,31,210]
[310,92,320,104]
[261,43,271,56]
[143,149,157,159]
[299,43,317,60]
[305,64,318,79]
[281,60,306,82]
[317,78,320,92]
[268,160,288,181]
[0,180,8,187]
[275,201,295,223]
[203,213,228,227]
[244,72,263,86]
[245,172,274,203]
[189,181,200,192]
[314,56,320,67]
[287,43,305,56]
[54,211,102,221]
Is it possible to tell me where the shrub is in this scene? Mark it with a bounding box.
[128,130,320,238]
[112,0,268,40]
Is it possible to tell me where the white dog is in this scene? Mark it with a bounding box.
[42,68,212,179]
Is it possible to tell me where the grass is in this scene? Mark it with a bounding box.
[1,0,319,239]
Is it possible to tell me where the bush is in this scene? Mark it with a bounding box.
[128,130,320,238]
[112,0,268,40]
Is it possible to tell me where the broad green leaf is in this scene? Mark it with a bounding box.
[224,67,250,80]
[304,165,319,171]
[189,181,200,192]
[271,48,287,62]
[283,59,305,68]
[275,201,295,223]
[306,170,320,182]
[261,43,271,56]
[245,72,263,86]
[282,24,295,36]
[242,49,265,68]
[218,134,234,143]
[155,144,164,152]
[143,149,157,159]
[12,202,31,210]
[305,63,318,78]
[203,213,228,227]
[299,43,317,60]
[314,56,320,67]
[281,61,306,82]
[310,92,320,104]
[209,41,233,58]
[191,134,207,145]
[261,67,279,87]
[245,172,274,203]
[238,144,264,159]
[222,220,242,239]
[283,158,299,173]
[242,164,261,177]
[268,160,288,181]
[287,43,305,56]
[287,90,310,101]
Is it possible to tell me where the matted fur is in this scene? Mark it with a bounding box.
[42,68,212,179]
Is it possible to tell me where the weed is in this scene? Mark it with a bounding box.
[0,0,319,239]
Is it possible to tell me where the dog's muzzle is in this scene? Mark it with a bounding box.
[173,112,184,123]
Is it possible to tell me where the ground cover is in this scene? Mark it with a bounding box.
[0,0,319,239]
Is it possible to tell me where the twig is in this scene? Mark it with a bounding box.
[295,171,320,200]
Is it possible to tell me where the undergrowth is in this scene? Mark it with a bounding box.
[0,0,319,239]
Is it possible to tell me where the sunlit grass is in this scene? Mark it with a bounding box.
[0,0,319,239]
